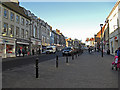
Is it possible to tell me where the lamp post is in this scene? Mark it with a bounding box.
[29,20,32,55]
[100,24,103,57]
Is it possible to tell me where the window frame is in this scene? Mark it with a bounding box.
[21,18,24,25]
[10,25,14,37]
[4,9,8,19]
[16,15,20,23]
[10,12,14,21]
[3,23,8,35]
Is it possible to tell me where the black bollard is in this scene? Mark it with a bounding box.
[78,51,80,56]
[76,53,77,58]
[56,55,58,68]
[36,58,39,78]
[66,54,68,63]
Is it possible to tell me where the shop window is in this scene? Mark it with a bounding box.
[4,9,8,19]
[16,15,19,23]
[10,12,14,21]
[10,25,14,37]
[6,45,14,54]
[2,23,8,36]
[0,45,4,54]
[16,27,19,37]
[21,18,24,25]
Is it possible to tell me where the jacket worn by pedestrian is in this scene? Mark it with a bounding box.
[117,50,120,57]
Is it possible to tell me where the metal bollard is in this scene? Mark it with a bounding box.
[66,55,68,63]
[78,51,79,56]
[76,53,77,58]
[56,55,58,68]
[36,58,39,78]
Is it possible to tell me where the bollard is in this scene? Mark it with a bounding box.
[56,55,58,68]
[36,58,39,78]
[72,54,74,60]
[66,54,68,63]
[78,53,79,56]
[76,53,77,58]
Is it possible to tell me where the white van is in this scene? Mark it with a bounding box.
[46,46,56,54]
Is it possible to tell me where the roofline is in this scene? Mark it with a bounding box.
[107,0,120,20]
[2,2,31,20]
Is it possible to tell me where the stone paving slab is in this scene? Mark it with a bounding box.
[2,52,118,88]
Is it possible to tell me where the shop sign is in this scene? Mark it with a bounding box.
[37,42,41,45]
[114,36,118,40]
[2,39,14,43]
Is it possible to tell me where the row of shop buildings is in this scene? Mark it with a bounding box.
[86,0,120,55]
[65,38,82,49]
[0,1,67,58]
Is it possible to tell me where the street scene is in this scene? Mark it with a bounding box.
[0,0,120,89]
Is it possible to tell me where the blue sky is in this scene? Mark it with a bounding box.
[20,2,116,43]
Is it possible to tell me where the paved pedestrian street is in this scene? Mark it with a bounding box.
[2,51,119,88]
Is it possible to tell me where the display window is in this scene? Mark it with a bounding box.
[0,44,4,54]
[6,45,14,53]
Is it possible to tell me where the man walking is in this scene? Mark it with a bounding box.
[22,48,25,57]
[18,48,21,57]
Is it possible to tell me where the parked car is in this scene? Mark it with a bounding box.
[46,46,56,54]
[62,47,74,56]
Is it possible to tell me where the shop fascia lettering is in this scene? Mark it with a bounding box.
[2,39,14,44]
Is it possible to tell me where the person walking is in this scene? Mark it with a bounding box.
[18,48,21,57]
[117,47,120,60]
[88,47,91,54]
[38,48,41,54]
[22,48,25,57]
[32,49,34,55]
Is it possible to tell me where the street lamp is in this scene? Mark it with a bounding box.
[29,20,32,55]
[100,24,103,57]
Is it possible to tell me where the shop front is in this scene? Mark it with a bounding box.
[31,39,42,55]
[16,38,30,56]
[0,38,16,58]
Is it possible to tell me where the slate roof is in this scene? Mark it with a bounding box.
[2,2,31,20]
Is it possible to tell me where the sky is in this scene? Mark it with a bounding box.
[20,2,116,43]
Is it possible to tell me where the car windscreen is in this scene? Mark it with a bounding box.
[64,48,72,50]
[47,48,53,50]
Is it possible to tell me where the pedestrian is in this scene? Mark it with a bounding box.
[117,47,120,60]
[22,48,25,57]
[32,49,34,55]
[115,48,118,54]
[107,49,110,55]
[18,48,21,57]
[88,47,91,54]
[38,48,41,54]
